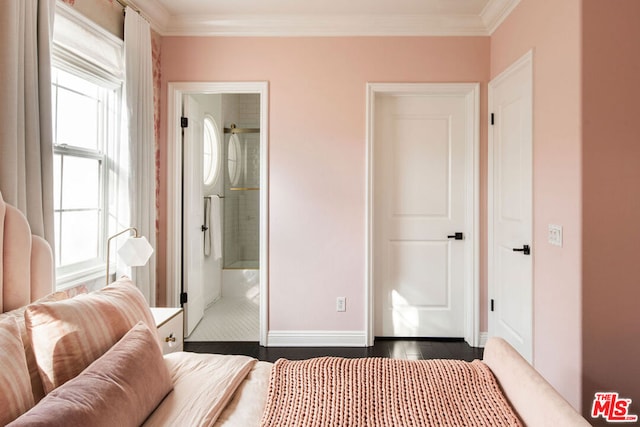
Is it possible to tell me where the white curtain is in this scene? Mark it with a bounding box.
[124,8,156,306]
[0,0,55,247]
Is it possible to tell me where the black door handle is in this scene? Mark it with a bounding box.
[201,225,209,232]
[513,245,531,255]
[447,232,464,240]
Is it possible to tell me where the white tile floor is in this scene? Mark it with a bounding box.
[185,296,259,342]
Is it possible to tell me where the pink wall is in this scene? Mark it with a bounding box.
[582,1,640,420]
[158,37,490,331]
[491,0,583,410]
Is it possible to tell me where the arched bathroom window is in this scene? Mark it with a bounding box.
[203,115,220,186]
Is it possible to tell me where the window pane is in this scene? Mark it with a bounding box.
[61,156,101,210]
[55,86,99,150]
[56,69,99,99]
[60,210,100,266]
[203,117,220,186]
[203,127,212,156]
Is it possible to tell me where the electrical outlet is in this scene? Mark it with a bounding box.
[336,297,346,312]
[548,224,563,247]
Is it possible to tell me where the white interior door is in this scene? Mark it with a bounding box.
[373,90,473,338]
[488,51,533,362]
[183,95,205,337]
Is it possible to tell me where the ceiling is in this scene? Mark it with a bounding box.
[132,0,520,37]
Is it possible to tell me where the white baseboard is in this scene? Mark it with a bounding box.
[479,332,489,348]
[267,330,367,347]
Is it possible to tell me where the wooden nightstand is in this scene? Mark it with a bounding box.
[150,307,184,354]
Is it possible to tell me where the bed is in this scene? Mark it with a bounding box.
[0,191,589,426]
[210,339,589,426]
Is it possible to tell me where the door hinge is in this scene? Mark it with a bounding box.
[490,113,495,126]
[490,299,495,312]
[180,292,188,305]
[181,117,189,128]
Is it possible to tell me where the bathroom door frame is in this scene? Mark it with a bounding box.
[166,82,269,346]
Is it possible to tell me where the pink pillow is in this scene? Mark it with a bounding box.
[9,322,173,427]
[25,277,156,393]
[0,316,35,425]
[0,290,68,403]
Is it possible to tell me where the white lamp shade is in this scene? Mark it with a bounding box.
[117,236,154,267]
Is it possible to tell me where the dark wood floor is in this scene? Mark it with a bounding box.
[184,339,483,363]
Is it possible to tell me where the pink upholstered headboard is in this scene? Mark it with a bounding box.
[0,192,54,313]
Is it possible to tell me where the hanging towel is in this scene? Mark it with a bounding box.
[203,196,212,257]
[211,195,223,260]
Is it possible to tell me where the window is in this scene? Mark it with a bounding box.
[52,3,124,288]
[52,68,120,280]
[203,116,220,186]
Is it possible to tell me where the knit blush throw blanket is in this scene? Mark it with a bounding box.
[260,357,523,427]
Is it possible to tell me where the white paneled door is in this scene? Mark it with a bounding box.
[373,86,477,339]
[488,51,533,362]
[183,95,205,337]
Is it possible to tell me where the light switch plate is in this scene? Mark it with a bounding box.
[548,224,563,247]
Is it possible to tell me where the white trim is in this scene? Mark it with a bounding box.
[487,50,534,362]
[467,83,481,348]
[55,264,105,291]
[479,332,489,348]
[489,49,534,89]
[365,83,480,348]
[166,82,269,346]
[132,0,519,37]
[129,0,172,34]
[268,331,367,347]
[365,85,375,347]
[480,0,521,34]
[156,14,487,37]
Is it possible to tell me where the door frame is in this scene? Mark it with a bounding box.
[487,50,533,361]
[166,82,269,346]
[365,83,480,347]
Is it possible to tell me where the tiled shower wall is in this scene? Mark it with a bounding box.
[223,94,260,268]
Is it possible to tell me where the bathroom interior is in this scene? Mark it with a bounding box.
[185,93,261,342]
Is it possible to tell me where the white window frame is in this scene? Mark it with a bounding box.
[52,143,107,283]
[52,1,124,290]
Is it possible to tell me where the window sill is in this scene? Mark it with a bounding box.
[56,264,107,292]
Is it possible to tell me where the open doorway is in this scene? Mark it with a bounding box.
[166,82,269,345]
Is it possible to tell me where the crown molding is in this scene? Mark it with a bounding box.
[160,14,488,37]
[128,0,171,34]
[481,0,521,34]
[134,0,520,37]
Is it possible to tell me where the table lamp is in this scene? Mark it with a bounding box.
[105,227,154,286]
